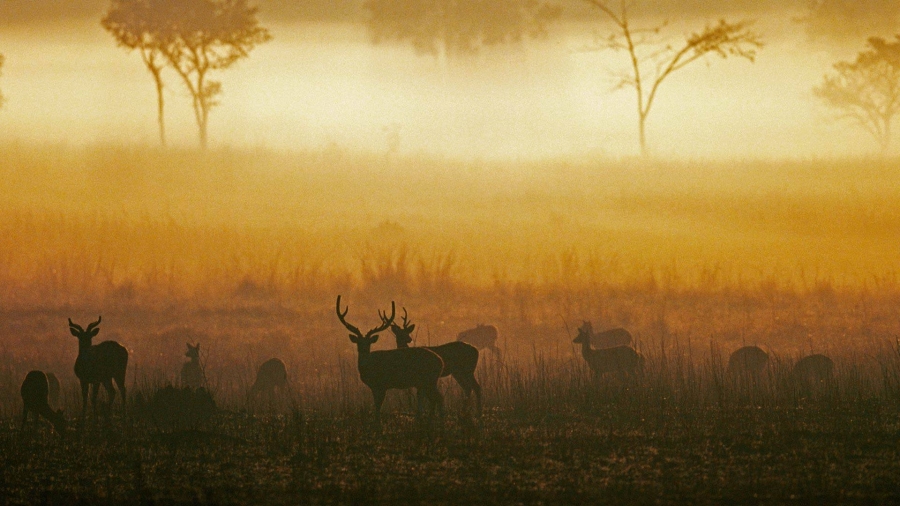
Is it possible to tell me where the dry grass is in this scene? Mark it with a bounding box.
[1,144,900,502]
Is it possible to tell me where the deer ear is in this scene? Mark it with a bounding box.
[371,334,380,343]
[408,324,416,333]
[70,328,80,337]
[89,328,100,338]
[349,334,358,343]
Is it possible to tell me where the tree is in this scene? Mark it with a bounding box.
[814,36,900,153]
[102,0,172,146]
[159,0,271,149]
[0,54,5,109]
[364,0,560,65]
[584,1,763,156]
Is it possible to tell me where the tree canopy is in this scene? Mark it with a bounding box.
[814,36,900,153]
[364,0,561,60]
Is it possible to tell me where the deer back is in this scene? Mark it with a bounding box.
[592,327,633,349]
[456,324,498,349]
[727,346,768,375]
[75,341,129,383]
[358,348,444,389]
[584,345,644,375]
[792,354,834,382]
[424,341,478,377]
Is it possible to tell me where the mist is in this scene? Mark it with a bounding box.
[0,7,887,159]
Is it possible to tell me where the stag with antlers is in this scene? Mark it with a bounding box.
[336,296,444,422]
[69,316,128,421]
[383,307,482,417]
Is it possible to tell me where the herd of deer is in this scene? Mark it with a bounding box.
[18,295,834,434]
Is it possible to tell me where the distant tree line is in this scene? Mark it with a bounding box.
[0,0,897,154]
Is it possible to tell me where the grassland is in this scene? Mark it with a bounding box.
[1,144,899,503]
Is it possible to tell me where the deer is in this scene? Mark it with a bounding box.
[383,307,482,417]
[249,358,288,397]
[336,295,444,422]
[792,354,834,385]
[69,316,128,421]
[21,370,67,434]
[457,323,501,360]
[727,346,769,376]
[46,372,61,409]
[579,321,633,349]
[573,324,644,376]
[180,342,206,390]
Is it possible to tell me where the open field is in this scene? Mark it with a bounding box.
[1,145,900,503]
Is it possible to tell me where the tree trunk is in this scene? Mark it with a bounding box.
[638,113,648,157]
[152,70,166,147]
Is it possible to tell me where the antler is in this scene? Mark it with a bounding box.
[86,316,102,333]
[366,302,395,339]
[399,307,411,329]
[68,318,84,333]
[336,295,363,338]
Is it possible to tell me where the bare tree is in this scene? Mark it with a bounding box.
[584,1,763,156]
[814,36,900,153]
[102,0,172,146]
[159,0,271,149]
[364,0,560,67]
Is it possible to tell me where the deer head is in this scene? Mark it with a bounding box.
[185,342,200,359]
[336,295,395,353]
[381,306,415,348]
[69,316,102,349]
[573,322,592,345]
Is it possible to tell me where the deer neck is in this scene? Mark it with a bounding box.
[578,339,593,358]
[77,338,94,353]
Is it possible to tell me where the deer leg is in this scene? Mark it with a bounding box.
[372,389,386,422]
[21,407,29,430]
[90,383,101,418]
[103,379,116,414]
[114,375,127,414]
[426,385,444,419]
[80,381,90,422]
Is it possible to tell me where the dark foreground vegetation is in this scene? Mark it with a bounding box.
[5,326,900,505]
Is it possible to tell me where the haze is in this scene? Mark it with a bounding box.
[0,4,888,159]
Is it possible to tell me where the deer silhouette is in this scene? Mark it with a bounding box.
[336,295,444,422]
[792,353,834,386]
[69,316,128,421]
[579,321,633,349]
[573,323,643,376]
[383,307,482,417]
[727,346,769,376]
[457,323,501,360]
[250,358,288,397]
[180,342,206,390]
[21,370,67,434]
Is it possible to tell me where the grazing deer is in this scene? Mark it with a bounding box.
[69,316,129,420]
[383,307,482,416]
[457,323,501,359]
[579,321,633,349]
[180,342,206,390]
[337,295,444,421]
[573,324,644,376]
[727,346,769,376]
[792,354,834,385]
[250,358,288,396]
[21,370,67,434]
[46,372,61,409]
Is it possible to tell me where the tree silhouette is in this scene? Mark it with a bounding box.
[814,36,900,153]
[584,1,763,156]
[159,0,271,149]
[0,54,5,109]
[364,0,560,65]
[102,0,172,146]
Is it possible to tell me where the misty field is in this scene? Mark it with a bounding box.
[1,145,900,503]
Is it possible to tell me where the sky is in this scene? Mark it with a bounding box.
[0,1,896,159]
